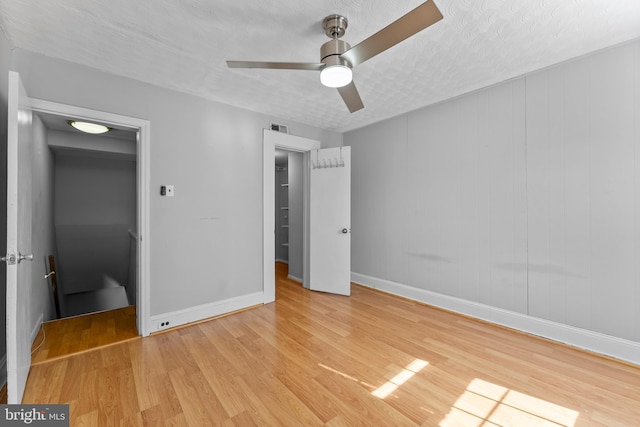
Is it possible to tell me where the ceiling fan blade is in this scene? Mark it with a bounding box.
[227,61,323,71]
[341,0,443,68]
[337,81,364,113]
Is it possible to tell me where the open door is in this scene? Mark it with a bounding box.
[308,147,351,296]
[5,71,34,403]
[262,131,351,300]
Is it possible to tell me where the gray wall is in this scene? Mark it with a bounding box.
[525,43,640,339]
[11,48,342,317]
[346,39,640,343]
[30,115,57,324]
[54,151,136,227]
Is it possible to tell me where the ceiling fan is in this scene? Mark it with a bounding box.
[227,1,443,113]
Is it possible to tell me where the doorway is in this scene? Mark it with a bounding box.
[263,130,352,300]
[37,111,137,319]
[263,130,320,303]
[275,149,304,283]
[30,98,151,337]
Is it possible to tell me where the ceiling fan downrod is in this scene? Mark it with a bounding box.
[320,15,352,67]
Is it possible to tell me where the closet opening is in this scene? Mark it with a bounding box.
[275,149,304,284]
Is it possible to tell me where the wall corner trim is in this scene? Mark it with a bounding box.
[351,272,640,366]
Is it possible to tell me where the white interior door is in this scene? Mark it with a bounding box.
[5,71,34,403]
[308,146,351,296]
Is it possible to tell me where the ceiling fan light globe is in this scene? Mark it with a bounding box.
[320,65,352,88]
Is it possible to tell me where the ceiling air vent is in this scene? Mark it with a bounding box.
[270,122,289,134]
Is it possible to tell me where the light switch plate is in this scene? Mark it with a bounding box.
[165,185,174,197]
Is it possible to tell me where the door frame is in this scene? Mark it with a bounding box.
[29,98,152,336]
[263,130,320,303]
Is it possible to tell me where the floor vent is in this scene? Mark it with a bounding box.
[270,122,289,134]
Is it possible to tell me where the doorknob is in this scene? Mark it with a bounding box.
[341,228,350,234]
[18,252,34,263]
[0,252,33,264]
[1,253,16,264]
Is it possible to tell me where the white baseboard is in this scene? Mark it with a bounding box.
[149,292,263,334]
[351,272,640,366]
[31,313,44,344]
[288,274,303,283]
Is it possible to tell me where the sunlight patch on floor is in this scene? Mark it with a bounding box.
[440,378,579,427]
[372,359,429,399]
[318,363,377,389]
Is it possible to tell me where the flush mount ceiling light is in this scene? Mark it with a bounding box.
[68,120,111,134]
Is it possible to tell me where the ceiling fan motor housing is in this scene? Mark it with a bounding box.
[321,39,352,68]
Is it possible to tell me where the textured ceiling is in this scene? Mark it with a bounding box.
[1,0,639,132]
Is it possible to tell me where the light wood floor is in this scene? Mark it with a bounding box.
[23,263,640,426]
[31,305,139,364]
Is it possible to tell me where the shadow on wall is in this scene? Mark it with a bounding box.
[55,224,136,317]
